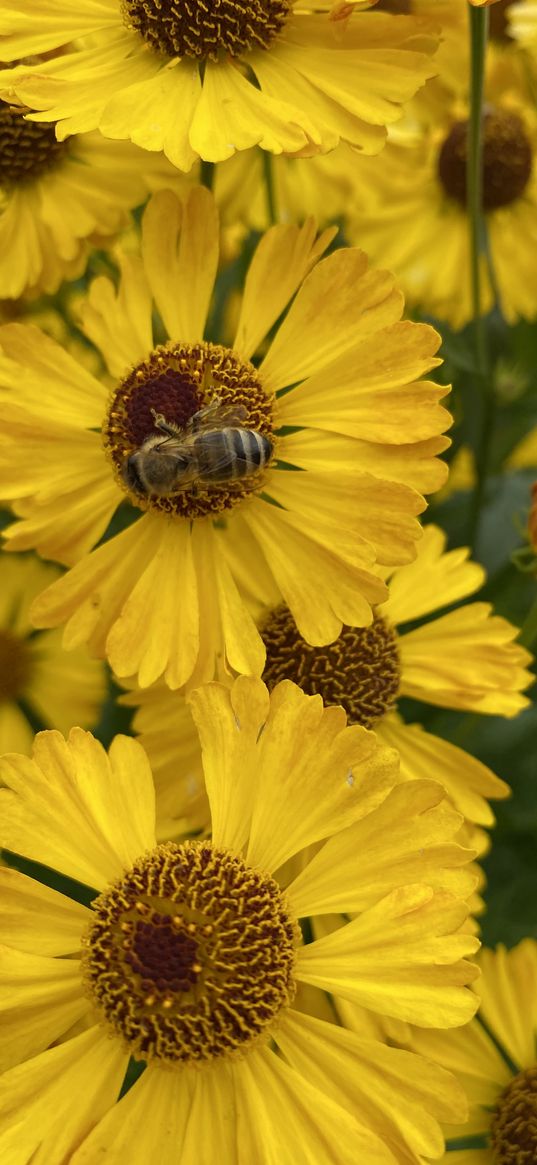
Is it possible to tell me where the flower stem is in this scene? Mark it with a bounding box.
[262,150,277,226]
[467,3,493,551]
[200,160,215,191]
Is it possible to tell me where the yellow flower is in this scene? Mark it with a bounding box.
[0,677,480,1163]
[0,551,106,752]
[121,524,531,838]
[0,5,439,168]
[0,187,451,690]
[0,106,181,300]
[346,51,537,327]
[409,940,537,1163]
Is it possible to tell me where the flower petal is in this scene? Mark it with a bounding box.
[298,886,480,1026]
[245,682,399,872]
[0,1026,127,1165]
[0,944,88,1070]
[141,187,219,345]
[0,729,156,888]
[276,1009,467,1161]
[0,866,91,956]
[234,219,334,361]
[286,780,476,917]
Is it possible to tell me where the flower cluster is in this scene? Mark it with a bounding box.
[0,3,535,1164]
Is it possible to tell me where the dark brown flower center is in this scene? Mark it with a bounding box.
[0,630,31,701]
[83,840,298,1065]
[121,0,291,61]
[260,606,401,730]
[490,1064,537,1164]
[438,108,533,211]
[0,100,67,187]
[103,340,274,519]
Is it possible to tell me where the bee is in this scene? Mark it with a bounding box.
[122,398,273,499]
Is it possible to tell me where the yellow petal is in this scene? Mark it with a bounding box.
[398,603,533,715]
[378,714,510,827]
[229,1046,398,1165]
[141,187,218,345]
[243,497,386,643]
[0,728,156,889]
[381,524,485,625]
[0,866,91,956]
[260,251,402,391]
[189,58,320,163]
[0,1026,127,1165]
[81,254,153,378]
[276,1009,468,1161]
[100,60,200,172]
[287,780,476,917]
[0,944,88,1070]
[70,1062,195,1165]
[234,218,334,361]
[298,886,480,1026]
[187,676,270,855]
[245,682,398,872]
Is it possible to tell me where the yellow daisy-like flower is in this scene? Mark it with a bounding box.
[121,524,531,838]
[409,940,537,1163]
[0,186,451,690]
[0,5,439,169]
[0,677,480,1164]
[0,107,180,300]
[0,551,106,753]
[346,51,537,327]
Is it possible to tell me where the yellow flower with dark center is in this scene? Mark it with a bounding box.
[346,51,537,327]
[0,552,106,752]
[120,524,532,840]
[0,186,451,690]
[0,677,480,1163]
[0,99,181,299]
[0,4,439,168]
[409,940,537,1164]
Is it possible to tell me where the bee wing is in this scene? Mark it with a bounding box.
[190,399,248,431]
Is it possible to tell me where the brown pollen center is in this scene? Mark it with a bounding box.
[490,1064,537,1164]
[438,108,533,211]
[0,630,31,701]
[0,100,67,187]
[82,840,298,1065]
[121,0,292,61]
[260,606,401,730]
[103,340,274,519]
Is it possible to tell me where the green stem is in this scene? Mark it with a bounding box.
[262,150,277,226]
[199,160,215,191]
[519,593,537,651]
[467,3,493,551]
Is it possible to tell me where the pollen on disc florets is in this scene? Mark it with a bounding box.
[260,606,401,730]
[121,0,292,62]
[0,101,67,188]
[82,840,298,1066]
[103,340,274,519]
[438,108,533,211]
[0,631,31,701]
[490,1064,537,1164]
